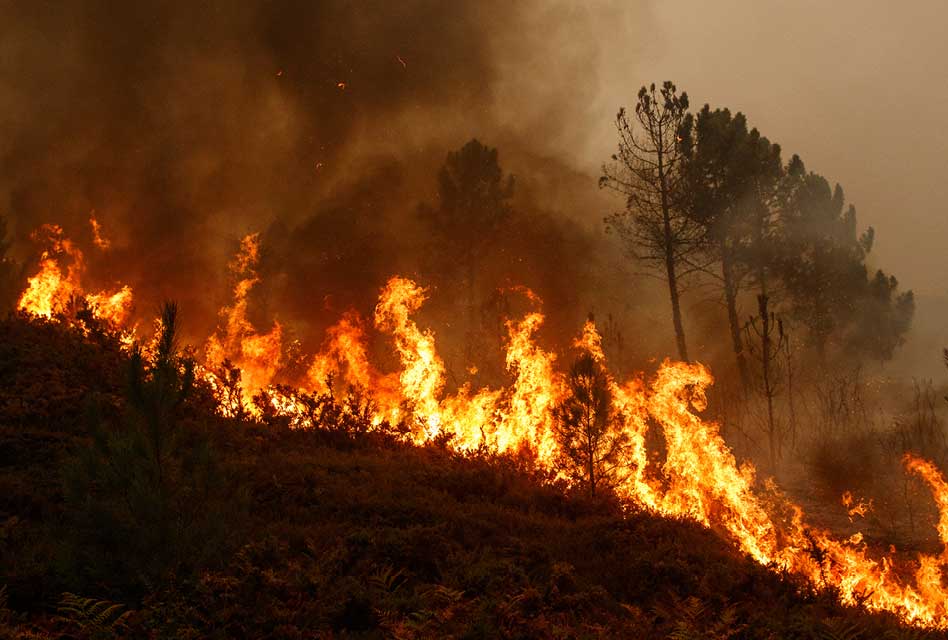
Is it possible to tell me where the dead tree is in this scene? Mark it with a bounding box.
[744,293,787,472]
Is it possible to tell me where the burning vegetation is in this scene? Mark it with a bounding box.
[5,216,948,632]
[0,4,942,636]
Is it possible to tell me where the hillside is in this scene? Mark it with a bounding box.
[0,315,939,639]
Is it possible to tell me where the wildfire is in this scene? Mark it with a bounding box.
[842,490,873,520]
[89,213,111,250]
[17,224,133,331]
[16,227,948,629]
[17,225,83,317]
[305,310,374,394]
[204,233,283,410]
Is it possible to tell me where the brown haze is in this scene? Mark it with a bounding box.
[1,1,944,371]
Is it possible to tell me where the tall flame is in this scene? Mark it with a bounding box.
[306,310,374,393]
[16,228,948,629]
[18,224,133,330]
[205,233,282,408]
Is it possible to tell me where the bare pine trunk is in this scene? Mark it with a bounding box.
[658,142,689,361]
[721,243,748,388]
[758,294,778,472]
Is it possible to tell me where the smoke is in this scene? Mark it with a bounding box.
[0,0,670,372]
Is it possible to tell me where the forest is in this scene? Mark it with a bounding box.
[2,2,947,639]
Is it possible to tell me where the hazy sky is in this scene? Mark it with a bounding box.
[585,0,948,296]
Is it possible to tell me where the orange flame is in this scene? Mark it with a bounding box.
[17,225,83,317]
[18,224,133,331]
[19,228,948,629]
[85,285,133,328]
[842,490,873,520]
[205,233,282,410]
[89,214,111,250]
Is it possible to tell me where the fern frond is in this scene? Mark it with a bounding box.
[819,618,864,640]
[57,591,132,634]
[368,565,406,593]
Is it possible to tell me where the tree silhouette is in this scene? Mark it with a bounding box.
[601,82,699,361]
[552,351,629,497]
[420,138,514,304]
[680,106,783,386]
[846,270,914,363]
[773,158,913,361]
[63,302,233,587]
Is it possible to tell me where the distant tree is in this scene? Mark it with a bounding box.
[679,106,783,386]
[420,138,514,307]
[552,351,629,497]
[773,157,913,361]
[63,303,235,587]
[845,270,914,363]
[601,82,700,361]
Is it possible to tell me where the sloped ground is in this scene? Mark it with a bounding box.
[0,316,938,638]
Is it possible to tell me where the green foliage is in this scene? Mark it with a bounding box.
[553,350,630,497]
[60,303,240,589]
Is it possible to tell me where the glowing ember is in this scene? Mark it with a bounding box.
[89,213,111,250]
[842,490,873,520]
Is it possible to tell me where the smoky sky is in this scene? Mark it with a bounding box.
[613,1,948,298]
[1,1,943,368]
[0,0,501,332]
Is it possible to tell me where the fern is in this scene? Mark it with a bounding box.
[882,626,932,640]
[819,618,864,640]
[653,593,746,640]
[0,585,9,626]
[368,565,407,593]
[404,583,466,629]
[58,592,132,638]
